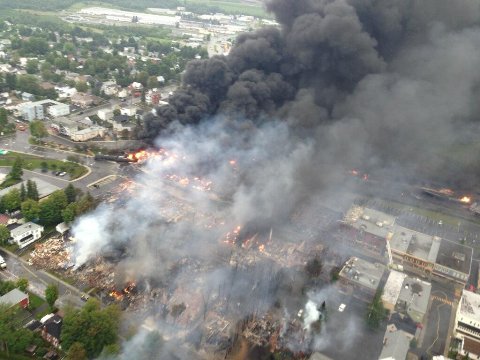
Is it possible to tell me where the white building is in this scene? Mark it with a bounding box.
[120,107,137,117]
[70,126,106,141]
[97,108,113,121]
[20,103,44,121]
[454,290,480,359]
[20,100,70,121]
[47,102,70,117]
[10,222,44,249]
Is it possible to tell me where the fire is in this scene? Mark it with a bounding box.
[460,196,472,204]
[258,244,265,252]
[109,290,124,301]
[349,169,359,176]
[124,282,136,294]
[229,159,237,166]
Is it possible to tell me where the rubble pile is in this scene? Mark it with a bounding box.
[28,237,73,270]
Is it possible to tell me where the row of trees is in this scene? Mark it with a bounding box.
[0,184,96,246]
[62,298,121,359]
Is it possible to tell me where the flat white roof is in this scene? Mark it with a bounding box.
[459,290,480,323]
[382,270,407,306]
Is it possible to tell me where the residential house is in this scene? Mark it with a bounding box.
[10,222,44,249]
[22,92,35,101]
[0,288,29,309]
[98,108,113,121]
[41,314,63,348]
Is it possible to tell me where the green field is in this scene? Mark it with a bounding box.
[0,152,88,180]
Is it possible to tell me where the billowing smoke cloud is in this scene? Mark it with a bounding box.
[72,0,480,357]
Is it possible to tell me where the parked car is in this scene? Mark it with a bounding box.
[0,255,6,269]
[59,172,67,176]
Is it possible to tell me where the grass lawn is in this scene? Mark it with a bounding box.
[186,0,270,17]
[28,291,45,311]
[0,151,88,180]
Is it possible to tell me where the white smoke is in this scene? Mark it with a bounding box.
[303,300,320,331]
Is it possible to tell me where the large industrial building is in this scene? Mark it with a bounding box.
[454,290,480,358]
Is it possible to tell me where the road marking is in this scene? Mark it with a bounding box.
[431,295,453,306]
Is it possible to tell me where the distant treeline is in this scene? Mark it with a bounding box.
[0,0,181,11]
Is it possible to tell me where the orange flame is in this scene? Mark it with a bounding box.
[460,196,472,204]
[109,290,123,300]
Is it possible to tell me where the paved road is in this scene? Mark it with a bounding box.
[0,248,87,308]
[1,128,120,194]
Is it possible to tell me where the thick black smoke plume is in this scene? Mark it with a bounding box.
[143,0,480,187]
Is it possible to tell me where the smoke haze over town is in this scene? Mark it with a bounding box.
[70,0,480,358]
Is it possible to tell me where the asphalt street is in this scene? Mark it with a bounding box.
[0,248,87,308]
[0,128,120,193]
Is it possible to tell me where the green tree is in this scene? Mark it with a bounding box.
[0,280,16,296]
[39,190,68,225]
[62,202,78,223]
[8,157,23,181]
[21,199,40,221]
[61,298,121,358]
[66,342,87,360]
[147,76,158,89]
[0,108,7,127]
[16,278,28,292]
[30,120,48,138]
[0,225,9,245]
[64,184,77,204]
[0,304,35,356]
[45,284,58,311]
[26,180,39,201]
[2,188,21,211]
[76,192,96,215]
[20,183,26,202]
[366,290,388,330]
[75,81,89,93]
[26,59,39,74]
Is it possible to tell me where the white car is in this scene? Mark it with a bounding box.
[338,303,346,312]
[0,255,6,269]
[59,172,67,176]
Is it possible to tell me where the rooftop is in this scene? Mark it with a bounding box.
[0,288,28,306]
[459,290,480,323]
[435,238,472,276]
[43,314,63,340]
[339,256,386,291]
[382,270,407,306]
[10,222,43,238]
[389,225,440,262]
[343,206,395,239]
[397,277,431,316]
[379,324,412,360]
